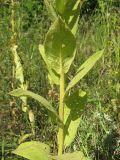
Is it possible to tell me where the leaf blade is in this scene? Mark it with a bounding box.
[9,88,60,121]
[44,17,76,74]
[39,44,60,85]
[64,90,87,147]
[56,0,66,14]
[61,0,80,35]
[44,0,57,21]
[66,50,104,92]
[12,141,50,160]
[52,151,88,160]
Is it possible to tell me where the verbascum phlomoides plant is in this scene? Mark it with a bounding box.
[9,0,104,159]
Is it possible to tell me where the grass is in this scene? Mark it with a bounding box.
[0,0,120,159]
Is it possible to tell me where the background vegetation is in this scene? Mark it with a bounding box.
[0,0,120,159]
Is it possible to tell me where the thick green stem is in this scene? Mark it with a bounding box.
[58,64,64,155]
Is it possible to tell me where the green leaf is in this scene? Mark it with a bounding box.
[39,44,47,64]
[18,134,33,144]
[12,141,50,160]
[52,151,88,160]
[64,90,87,147]
[66,50,104,92]
[12,45,24,84]
[9,88,60,121]
[44,0,57,21]
[12,45,28,112]
[61,0,80,35]
[44,17,76,74]
[39,44,60,85]
[56,0,67,14]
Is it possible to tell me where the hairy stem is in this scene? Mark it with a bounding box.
[58,62,65,155]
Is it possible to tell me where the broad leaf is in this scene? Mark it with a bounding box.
[9,88,60,121]
[64,90,87,147]
[52,151,88,160]
[44,17,76,74]
[66,50,104,93]
[39,44,60,85]
[44,0,57,21]
[12,141,50,160]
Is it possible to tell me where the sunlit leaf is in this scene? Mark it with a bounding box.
[44,0,57,21]
[56,0,67,14]
[39,44,60,85]
[44,17,76,74]
[12,44,28,112]
[12,141,50,160]
[39,44,47,64]
[12,45,24,84]
[18,134,33,144]
[29,110,35,123]
[52,151,88,160]
[61,0,81,35]
[66,50,104,92]
[64,90,87,147]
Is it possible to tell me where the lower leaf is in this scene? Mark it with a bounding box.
[12,141,50,160]
[9,88,60,121]
[51,151,88,160]
[64,90,87,148]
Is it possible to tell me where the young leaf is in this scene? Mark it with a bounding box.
[9,88,60,121]
[56,0,67,14]
[44,17,76,74]
[44,0,57,21]
[64,90,87,148]
[18,134,33,144]
[66,50,104,93]
[52,151,88,160]
[61,0,80,35]
[39,44,60,85]
[12,141,50,160]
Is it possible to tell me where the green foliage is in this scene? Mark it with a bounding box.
[12,45,24,85]
[39,44,60,85]
[66,50,104,93]
[44,17,76,74]
[12,44,28,112]
[12,141,50,160]
[64,90,87,148]
[44,0,57,21]
[56,0,66,14]
[60,0,80,35]
[1,0,119,159]
[52,151,88,160]
[10,0,104,159]
[9,88,60,122]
